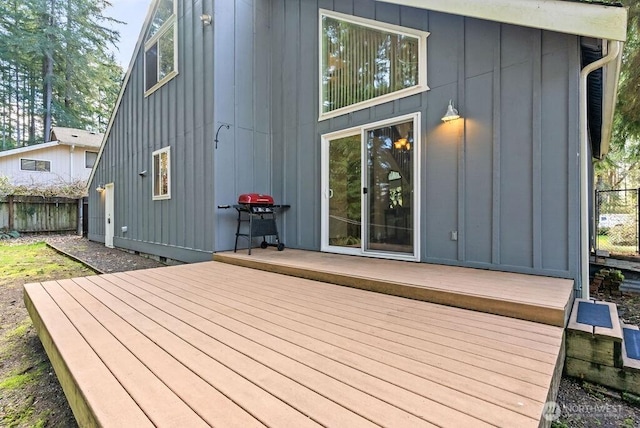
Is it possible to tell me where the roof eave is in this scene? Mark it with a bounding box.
[0,141,61,158]
[598,44,624,158]
[379,0,628,41]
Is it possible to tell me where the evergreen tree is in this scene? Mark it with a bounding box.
[0,0,123,150]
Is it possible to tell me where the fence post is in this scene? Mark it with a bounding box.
[7,195,13,231]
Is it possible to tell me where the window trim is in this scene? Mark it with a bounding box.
[20,158,51,172]
[318,9,429,121]
[85,151,98,169]
[144,0,178,97]
[152,146,171,200]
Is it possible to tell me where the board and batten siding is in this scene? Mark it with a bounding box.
[89,0,580,279]
[270,0,579,278]
[90,0,272,261]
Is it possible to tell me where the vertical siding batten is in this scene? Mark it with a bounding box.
[457,18,466,262]
[532,32,543,270]
[492,32,502,265]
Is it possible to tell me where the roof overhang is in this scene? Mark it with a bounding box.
[379,0,627,41]
[0,141,60,158]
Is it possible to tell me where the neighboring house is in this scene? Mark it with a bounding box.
[0,127,103,186]
[88,0,627,298]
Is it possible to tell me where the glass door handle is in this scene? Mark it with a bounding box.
[363,187,368,194]
[328,189,334,198]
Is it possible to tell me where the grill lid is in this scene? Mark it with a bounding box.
[238,193,274,205]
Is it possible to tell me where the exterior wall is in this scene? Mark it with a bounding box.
[90,0,269,262]
[0,145,95,185]
[89,0,581,280]
[270,0,580,279]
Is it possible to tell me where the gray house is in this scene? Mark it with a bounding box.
[88,0,627,297]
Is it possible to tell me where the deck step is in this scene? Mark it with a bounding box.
[213,249,574,327]
[566,299,622,368]
[622,324,640,372]
[565,299,640,395]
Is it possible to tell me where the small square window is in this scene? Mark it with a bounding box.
[152,147,171,200]
[85,151,98,168]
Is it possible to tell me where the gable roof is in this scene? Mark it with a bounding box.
[49,127,103,148]
[0,127,103,159]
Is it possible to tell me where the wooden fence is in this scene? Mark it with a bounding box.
[0,195,80,233]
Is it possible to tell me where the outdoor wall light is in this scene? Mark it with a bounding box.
[200,14,212,26]
[139,170,147,177]
[441,100,461,122]
[96,184,105,192]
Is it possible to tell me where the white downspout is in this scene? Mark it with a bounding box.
[579,40,622,299]
[69,144,75,181]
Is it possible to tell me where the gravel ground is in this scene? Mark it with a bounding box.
[3,233,640,427]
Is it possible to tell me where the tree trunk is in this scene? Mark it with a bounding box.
[42,0,56,143]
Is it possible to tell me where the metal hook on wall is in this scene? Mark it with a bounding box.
[214,123,231,149]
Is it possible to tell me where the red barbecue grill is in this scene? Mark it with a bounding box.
[232,193,287,254]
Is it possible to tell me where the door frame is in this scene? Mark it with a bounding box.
[321,112,421,261]
[105,182,115,248]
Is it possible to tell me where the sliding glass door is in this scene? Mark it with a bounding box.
[321,113,420,260]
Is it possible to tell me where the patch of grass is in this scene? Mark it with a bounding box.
[597,234,637,256]
[0,241,94,286]
[5,318,31,340]
[0,361,46,390]
[2,395,35,427]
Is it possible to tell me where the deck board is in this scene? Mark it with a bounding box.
[214,249,574,326]
[25,260,565,427]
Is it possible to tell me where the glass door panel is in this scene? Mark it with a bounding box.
[365,120,414,254]
[328,135,362,248]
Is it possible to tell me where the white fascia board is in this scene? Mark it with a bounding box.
[599,45,624,158]
[0,141,60,158]
[379,0,628,41]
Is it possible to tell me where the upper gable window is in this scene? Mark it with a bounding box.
[145,0,177,95]
[319,10,429,120]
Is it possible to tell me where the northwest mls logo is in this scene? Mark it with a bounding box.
[542,401,562,422]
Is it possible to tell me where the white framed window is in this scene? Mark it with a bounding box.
[152,147,171,200]
[319,9,429,120]
[20,158,51,172]
[145,0,178,96]
[85,151,98,168]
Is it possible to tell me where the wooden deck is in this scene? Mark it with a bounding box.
[215,249,575,327]
[25,261,564,427]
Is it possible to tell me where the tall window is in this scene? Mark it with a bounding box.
[320,10,428,120]
[21,159,51,172]
[152,147,171,200]
[85,151,98,168]
[145,0,177,95]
